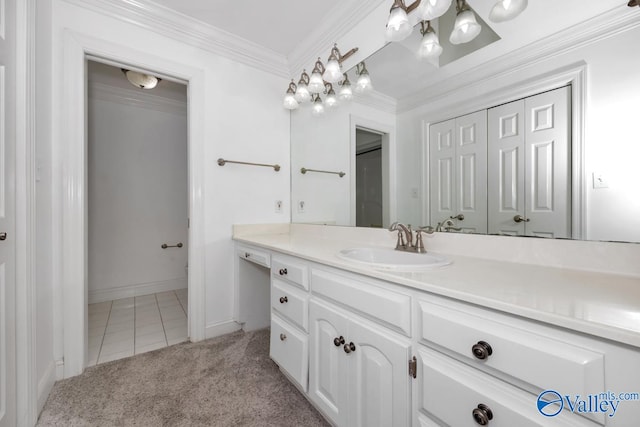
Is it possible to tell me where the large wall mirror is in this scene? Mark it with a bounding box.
[290,1,640,244]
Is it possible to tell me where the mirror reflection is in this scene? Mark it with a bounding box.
[290,1,640,244]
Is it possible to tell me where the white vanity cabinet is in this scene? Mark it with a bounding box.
[308,297,411,427]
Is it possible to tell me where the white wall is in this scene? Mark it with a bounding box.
[291,101,395,225]
[395,23,640,243]
[35,0,291,389]
[87,84,188,303]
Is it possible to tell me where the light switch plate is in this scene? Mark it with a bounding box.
[592,172,608,189]
[298,201,305,213]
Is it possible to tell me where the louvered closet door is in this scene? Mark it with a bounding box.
[429,119,455,227]
[455,111,488,234]
[524,86,571,238]
[488,100,526,236]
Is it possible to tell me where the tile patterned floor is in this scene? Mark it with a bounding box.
[88,289,188,366]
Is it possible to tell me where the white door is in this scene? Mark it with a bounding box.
[0,0,16,425]
[348,317,411,427]
[309,300,349,427]
[455,111,488,233]
[429,119,455,226]
[525,86,571,238]
[488,99,526,235]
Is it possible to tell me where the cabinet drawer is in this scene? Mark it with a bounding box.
[418,298,605,420]
[272,256,308,290]
[271,279,308,331]
[311,268,411,336]
[418,347,592,427]
[270,314,308,392]
[237,246,270,268]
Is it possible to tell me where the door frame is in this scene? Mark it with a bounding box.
[58,30,206,378]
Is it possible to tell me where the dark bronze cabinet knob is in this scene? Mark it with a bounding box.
[472,404,493,425]
[343,342,356,354]
[279,268,288,275]
[472,341,493,360]
[244,252,250,258]
[280,333,287,341]
[279,296,288,304]
[333,336,345,347]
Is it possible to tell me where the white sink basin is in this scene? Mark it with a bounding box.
[337,247,451,271]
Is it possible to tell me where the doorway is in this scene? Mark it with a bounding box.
[355,128,384,228]
[86,60,189,365]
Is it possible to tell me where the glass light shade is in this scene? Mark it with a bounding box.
[355,73,373,93]
[294,84,311,103]
[124,70,159,89]
[283,93,299,110]
[385,7,412,42]
[308,72,325,93]
[419,0,452,20]
[489,0,528,23]
[449,9,482,45]
[325,92,338,108]
[311,97,325,117]
[322,59,343,84]
[418,30,443,60]
[339,82,353,101]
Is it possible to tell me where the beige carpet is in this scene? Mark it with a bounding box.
[38,329,329,427]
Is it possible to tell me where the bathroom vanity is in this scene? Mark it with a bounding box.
[234,224,640,427]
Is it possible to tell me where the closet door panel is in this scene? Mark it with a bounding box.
[488,101,525,236]
[525,86,571,238]
[429,119,456,226]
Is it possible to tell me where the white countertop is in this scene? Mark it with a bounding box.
[234,227,640,349]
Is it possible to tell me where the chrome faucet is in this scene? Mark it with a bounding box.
[389,222,434,253]
[435,217,463,232]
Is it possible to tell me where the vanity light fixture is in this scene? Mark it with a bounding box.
[417,20,443,60]
[121,69,161,89]
[450,0,482,45]
[311,94,325,117]
[308,58,326,93]
[629,0,640,7]
[386,0,421,42]
[338,73,354,101]
[294,70,311,103]
[419,0,452,20]
[283,80,299,110]
[489,0,528,23]
[324,83,339,108]
[355,62,373,93]
[322,44,360,84]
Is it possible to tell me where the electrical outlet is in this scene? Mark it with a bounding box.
[592,172,608,189]
[298,200,305,213]
[275,200,282,213]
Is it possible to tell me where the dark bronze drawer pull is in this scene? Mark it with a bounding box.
[472,341,493,360]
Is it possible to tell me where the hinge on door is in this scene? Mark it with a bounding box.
[409,356,417,379]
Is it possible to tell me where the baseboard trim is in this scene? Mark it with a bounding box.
[88,277,187,304]
[37,361,57,414]
[204,320,242,340]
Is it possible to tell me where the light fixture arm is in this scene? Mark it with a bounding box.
[356,62,369,76]
[287,80,297,94]
[312,57,326,75]
[390,0,422,14]
[297,69,310,86]
[339,73,351,86]
[456,0,470,14]
[323,82,334,94]
[420,20,435,35]
[329,43,360,65]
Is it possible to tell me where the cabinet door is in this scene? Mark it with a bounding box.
[429,119,456,226]
[488,100,526,235]
[455,111,488,234]
[309,300,350,426]
[348,317,411,427]
[525,86,571,238]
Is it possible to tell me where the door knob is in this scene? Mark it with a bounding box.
[513,215,530,223]
[343,342,356,354]
[0,232,6,241]
[279,268,288,276]
[279,296,288,304]
[333,336,345,347]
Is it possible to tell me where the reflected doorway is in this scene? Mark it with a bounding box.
[355,128,384,228]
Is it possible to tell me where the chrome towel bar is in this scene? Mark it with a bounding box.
[300,167,345,178]
[162,242,183,249]
[217,158,280,172]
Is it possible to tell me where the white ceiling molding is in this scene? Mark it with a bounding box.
[398,5,639,113]
[287,0,387,76]
[62,0,290,78]
[89,82,187,116]
[353,90,398,115]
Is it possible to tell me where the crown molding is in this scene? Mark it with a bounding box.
[398,5,640,113]
[89,81,187,115]
[354,89,397,115]
[288,0,387,76]
[61,0,290,78]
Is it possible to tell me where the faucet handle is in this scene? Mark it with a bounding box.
[418,225,435,235]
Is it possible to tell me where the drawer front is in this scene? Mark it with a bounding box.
[418,298,605,422]
[272,256,308,290]
[237,246,270,268]
[418,347,593,427]
[270,314,308,392]
[311,268,411,336]
[271,279,308,331]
